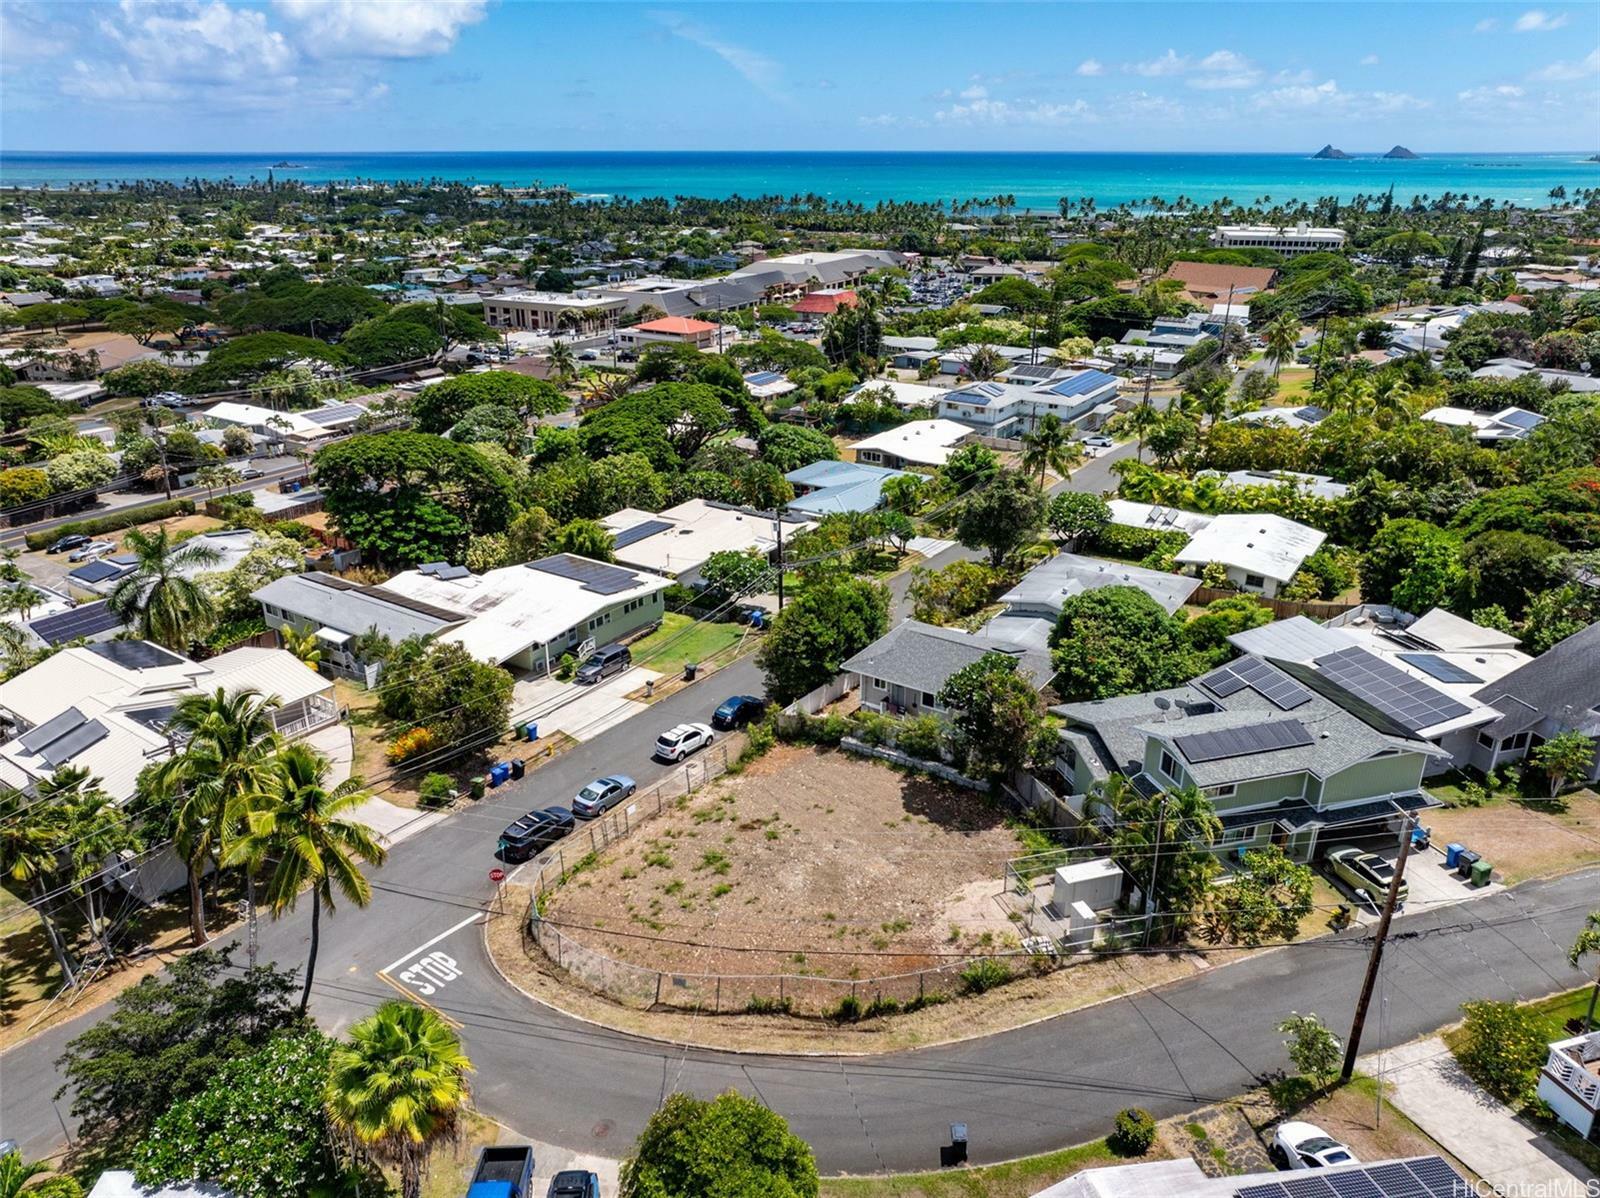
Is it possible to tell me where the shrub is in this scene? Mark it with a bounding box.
[1110,1107,1157,1156]
[1454,999,1549,1105]
[959,957,1011,995]
[554,652,576,681]
[1089,521,1189,565]
[744,996,793,1016]
[23,498,196,549]
[387,725,441,765]
[864,995,902,1019]
[895,715,946,762]
[850,709,896,747]
[418,772,456,808]
[829,995,863,1022]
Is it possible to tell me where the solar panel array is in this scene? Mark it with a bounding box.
[528,555,642,596]
[1197,657,1313,710]
[29,601,124,646]
[69,559,128,584]
[20,707,87,754]
[41,720,108,767]
[88,640,183,670]
[301,403,365,426]
[1235,1155,1468,1198]
[1046,369,1118,397]
[1315,646,1473,732]
[744,371,784,385]
[1396,652,1483,685]
[1174,719,1313,764]
[611,519,674,550]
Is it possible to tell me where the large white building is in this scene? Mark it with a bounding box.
[480,290,627,333]
[602,499,814,587]
[1210,223,1346,256]
[936,369,1123,436]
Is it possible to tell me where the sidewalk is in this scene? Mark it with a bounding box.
[1363,1036,1591,1192]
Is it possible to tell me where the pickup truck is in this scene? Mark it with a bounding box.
[467,1146,535,1198]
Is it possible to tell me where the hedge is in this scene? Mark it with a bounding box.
[25,498,196,550]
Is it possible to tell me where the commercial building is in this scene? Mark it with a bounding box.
[616,316,723,350]
[480,291,627,333]
[1210,223,1346,255]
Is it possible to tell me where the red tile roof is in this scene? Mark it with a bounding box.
[1162,261,1279,299]
[793,289,860,315]
[634,316,718,335]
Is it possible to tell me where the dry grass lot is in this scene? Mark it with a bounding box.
[1426,787,1600,884]
[545,745,1026,980]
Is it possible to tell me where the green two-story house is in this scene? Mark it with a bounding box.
[1051,653,1444,860]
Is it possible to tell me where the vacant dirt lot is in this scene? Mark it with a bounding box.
[544,745,1026,980]
[1427,787,1600,884]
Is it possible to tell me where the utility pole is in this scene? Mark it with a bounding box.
[1341,817,1416,1082]
[774,511,786,612]
[1144,791,1167,947]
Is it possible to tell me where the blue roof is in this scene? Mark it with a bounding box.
[744,370,785,386]
[1044,370,1119,398]
[787,480,893,516]
[784,459,908,487]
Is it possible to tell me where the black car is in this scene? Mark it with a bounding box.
[712,694,766,730]
[498,806,575,862]
[548,1171,600,1198]
[47,534,90,555]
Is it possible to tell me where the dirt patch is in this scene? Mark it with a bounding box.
[543,745,1025,981]
[1425,788,1600,884]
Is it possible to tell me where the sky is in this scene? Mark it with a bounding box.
[1,1,1597,153]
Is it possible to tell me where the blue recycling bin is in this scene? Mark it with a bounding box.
[1445,843,1465,870]
[488,763,509,787]
[525,723,538,742]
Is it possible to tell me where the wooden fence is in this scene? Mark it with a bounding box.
[1189,585,1358,621]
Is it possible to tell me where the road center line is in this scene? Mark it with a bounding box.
[380,912,484,977]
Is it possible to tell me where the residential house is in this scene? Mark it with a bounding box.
[1229,403,1331,431]
[783,460,912,518]
[1419,404,1547,444]
[844,618,1050,718]
[850,418,974,468]
[846,379,946,411]
[0,640,336,804]
[1471,357,1600,394]
[1465,620,1600,784]
[1099,343,1186,378]
[1536,1028,1600,1142]
[1104,499,1216,539]
[1029,1155,1468,1198]
[742,370,797,400]
[253,572,466,678]
[1204,468,1350,501]
[66,529,266,603]
[1210,223,1346,255]
[1164,255,1277,303]
[937,369,1123,436]
[601,499,814,587]
[198,399,365,446]
[378,554,672,674]
[1052,652,1445,860]
[1168,512,1327,598]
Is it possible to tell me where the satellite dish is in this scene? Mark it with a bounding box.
[1153,697,1172,720]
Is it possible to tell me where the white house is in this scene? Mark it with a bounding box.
[936,369,1122,435]
[1171,512,1326,597]
[198,400,364,445]
[602,499,814,587]
[1420,405,1545,444]
[850,419,974,468]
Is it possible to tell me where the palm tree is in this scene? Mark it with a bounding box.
[325,1000,472,1198]
[1569,909,1600,1032]
[1019,414,1084,484]
[0,787,76,985]
[106,527,222,650]
[546,339,577,386]
[1264,312,1300,378]
[280,625,324,670]
[158,687,282,949]
[0,1149,50,1198]
[227,742,387,1012]
[1123,399,1161,463]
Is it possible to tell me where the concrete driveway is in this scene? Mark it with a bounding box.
[1335,842,1503,927]
[511,665,662,743]
[1366,1037,1592,1192]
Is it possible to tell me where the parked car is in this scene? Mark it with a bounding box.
[574,642,630,685]
[655,722,714,762]
[498,807,575,862]
[712,695,766,730]
[67,540,115,563]
[1082,434,1115,449]
[547,1171,600,1198]
[240,466,265,480]
[1324,844,1408,906]
[1270,1121,1358,1170]
[570,775,636,819]
[46,534,90,555]
[469,1145,535,1198]
[578,350,599,361]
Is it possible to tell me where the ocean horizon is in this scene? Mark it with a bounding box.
[2,150,1595,209]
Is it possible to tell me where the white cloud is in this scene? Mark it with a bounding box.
[1514,9,1569,31]
[1360,54,1381,66]
[1189,49,1261,89]
[1128,49,1188,77]
[960,83,989,100]
[1255,78,1343,110]
[1475,17,1499,31]
[1458,83,1527,101]
[1274,67,1316,84]
[934,95,1093,127]
[274,0,486,59]
[1075,58,1105,77]
[650,11,793,106]
[1249,78,1427,116]
[1532,46,1600,80]
[0,5,71,59]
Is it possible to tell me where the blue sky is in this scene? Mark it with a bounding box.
[1,1,1596,152]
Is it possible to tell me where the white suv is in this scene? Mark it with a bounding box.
[654,722,714,762]
[1271,1121,1358,1170]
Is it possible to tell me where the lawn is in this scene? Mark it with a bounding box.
[626,612,746,672]
[819,1138,1134,1198]
[1424,786,1600,884]
[1273,367,1316,401]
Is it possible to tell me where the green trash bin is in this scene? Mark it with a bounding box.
[469,776,485,800]
[513,722,528,740]
[1470,858,1492,887]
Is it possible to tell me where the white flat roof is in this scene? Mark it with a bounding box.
[849,418,972,465]
[1171,513,1326,584]
[382,554,672,663]
[601,500,815,579]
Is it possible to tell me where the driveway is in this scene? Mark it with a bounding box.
[511,665,662,743]
[1337,842,1504,927]
[1366,1037,1592,1192]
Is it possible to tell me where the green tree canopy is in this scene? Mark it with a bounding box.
[412,370,567,434]
[619,1090,819,1198]
[579,383,732,470]
[755,576,889,705]
[757,424,838,473]
[954,470,1047,567]
[938,652,1048,779]
[1050,586,1201,700]
[1359,519,1463,613]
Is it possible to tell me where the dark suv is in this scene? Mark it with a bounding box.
[548,1171,600,1198]
[712,695,766,729]
[574,643,630,685]
[498,806,575,862]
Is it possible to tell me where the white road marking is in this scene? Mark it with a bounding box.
[396,951,464,996]
[380,912,483,976]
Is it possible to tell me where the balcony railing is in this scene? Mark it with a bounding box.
[1543,1033,1600,1111]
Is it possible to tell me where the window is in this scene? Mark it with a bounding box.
[1218,825,1253,845]
[1477,731,1495,749]
[1059,744,1077,770]
[921,692,937,707]
[1205,783,1236,799]
[1159,750,1180,782]
[1243,573,1266,589]
[873,678,886,690]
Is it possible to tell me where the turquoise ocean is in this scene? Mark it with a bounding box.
[1,151,1594,209]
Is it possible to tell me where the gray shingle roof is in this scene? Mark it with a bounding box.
[1474,621,1600,738]
[842,619,1048,696]
[1001,555,1201,617]
[253,573,463,642]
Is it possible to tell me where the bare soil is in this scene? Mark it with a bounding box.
[1426,787,1600,884]
[543,745,1026,979]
